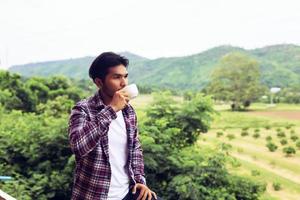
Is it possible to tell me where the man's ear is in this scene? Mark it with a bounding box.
[94,78,103,88]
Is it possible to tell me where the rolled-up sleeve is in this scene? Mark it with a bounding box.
[131,115,146,185]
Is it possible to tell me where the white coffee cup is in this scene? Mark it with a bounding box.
[120,84,139,99]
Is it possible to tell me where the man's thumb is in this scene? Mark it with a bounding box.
[132,185,137,194]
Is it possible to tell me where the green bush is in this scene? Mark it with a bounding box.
[226,134,235,140]
[241,130,249,137]
[0,110,74,199]
[142,92,265,200]
[290,129,295,134]
[265,136,272,141]
[253,133,260,139]
[285,124,293,129]
[277,131,286,138]
[266,142,278,152]
[272,182,281,191]
[216,131,224,137]
[276,128,281,132]
[283,146,296,157]
[264,125,271,130]
[219,143,232,152]
[280,139,288,145]
[290,135,299,142]
[251,170,261,176]
[242,127,249,131]
[296,140,300,149]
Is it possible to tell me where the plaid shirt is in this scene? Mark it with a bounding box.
[68,90,145,200]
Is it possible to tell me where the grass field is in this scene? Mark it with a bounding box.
[206,107,300,200]
[131,95,300,200]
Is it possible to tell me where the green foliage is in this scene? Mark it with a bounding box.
[241,130,249,137]
[141,91,265,199]
[276,128,281,132]
[216,131,224,137]
[277,131,286,138]
[272,182,282,191]
[0,74,266,199]
[0,71,86,113]
[266,142,278,152]
[275,86,300,104]
[280,139,288,145]
[253,133,260,139]
[226,134,236,140]
[290,135,299,142]
[227,176,266,200]
[0,70,37,112]
[282,146,296,157]
[296,140,300,149]
[0,110,74,199]
[264,125,271,130]
[265,136,272,141]
[251,170,261,176]
[242,127,249,131]
[206,52,265,111]
[290,129,295,134]
[285,124,293,129]
[219,143,232,153]
[36,95,74,117]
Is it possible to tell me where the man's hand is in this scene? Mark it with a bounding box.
[109,91,130,112]
[132,183,157,200]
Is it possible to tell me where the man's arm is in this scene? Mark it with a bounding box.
[68,104,116,158]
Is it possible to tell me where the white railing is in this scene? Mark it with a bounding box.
[0,190,16,200]
[0,176,16,200]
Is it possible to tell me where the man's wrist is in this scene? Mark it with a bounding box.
[109,104,118,112]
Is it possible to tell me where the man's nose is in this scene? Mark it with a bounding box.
[120,77,127,87]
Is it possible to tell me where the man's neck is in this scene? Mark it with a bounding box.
[99,89,112,106]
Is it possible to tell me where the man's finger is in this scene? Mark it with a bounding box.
[147,191,152,200]
[137,188,146,200]
[119,90,129,96]
[141,190,149,200]
[152,191,157,200]
[132,185,137,194]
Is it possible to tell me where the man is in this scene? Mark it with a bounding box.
[68,52,160,200]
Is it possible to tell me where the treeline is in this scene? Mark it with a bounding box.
[0,70,266,199]
[201,52,300,111]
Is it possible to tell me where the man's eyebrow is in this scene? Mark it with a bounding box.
[112,73,128,76]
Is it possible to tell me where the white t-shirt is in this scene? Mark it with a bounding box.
[107,111,130,200]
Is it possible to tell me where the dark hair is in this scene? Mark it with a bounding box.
[89,52,129,81]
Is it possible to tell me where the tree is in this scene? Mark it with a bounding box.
[141,91,265,200]
[206,52,265,111]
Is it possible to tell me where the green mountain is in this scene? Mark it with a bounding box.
[9,52,148,80]
[9,44,300,90]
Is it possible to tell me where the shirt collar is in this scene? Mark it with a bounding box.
[94,89,105,108]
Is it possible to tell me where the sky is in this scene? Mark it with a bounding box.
[0,0,300,69]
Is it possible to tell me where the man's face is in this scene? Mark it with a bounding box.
[100,64,128,97]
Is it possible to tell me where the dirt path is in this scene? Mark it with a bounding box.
[265,183,300,200]
[231,152,300,185]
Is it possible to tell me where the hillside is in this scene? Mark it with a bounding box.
[9,44,300,90]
